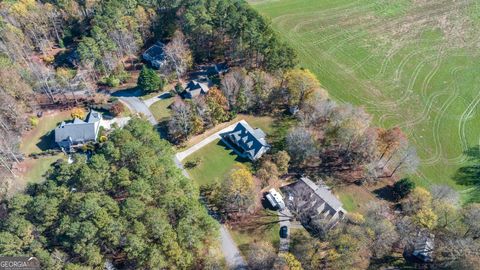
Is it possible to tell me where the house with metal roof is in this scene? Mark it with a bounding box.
[55,110,102,150]
[182,79,210,99]
[142,42,166,69]
[222,121,270,161]
[282,177,346,226]
[411,231,435,263]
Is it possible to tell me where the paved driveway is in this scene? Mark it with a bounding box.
[220,226,248,270]
[100,117,131,130]
[143,92,170,107]
[278,208,293,252]
[118,96,157,125]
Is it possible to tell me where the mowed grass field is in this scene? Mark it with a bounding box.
[252,0,480,200]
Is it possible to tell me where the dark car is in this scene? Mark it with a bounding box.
[280,226,288,238]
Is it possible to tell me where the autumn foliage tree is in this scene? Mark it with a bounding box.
[206,87,230,125]
[220,164,257,216]
[285,69,327,110]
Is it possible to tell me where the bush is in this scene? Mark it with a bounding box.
[107,76,120,87]
[185,158,201,169]
[108,97,119,103]
[29,116,39,127]
[99,135,107,143]
[71,108,85,119]
[174,82,183,94]
[392,178,416,201]
[99,75,120,87]
[116,69,130,83]
[109,101,125,116]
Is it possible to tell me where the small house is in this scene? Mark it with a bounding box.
[411,232,435,263]
[182,80,210,99]
[55,110,102,150]
[222,121,270,161]
[142,42,166,69]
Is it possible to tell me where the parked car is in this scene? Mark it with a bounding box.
[280,226,288,238]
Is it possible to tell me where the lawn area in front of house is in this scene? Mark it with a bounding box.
[149,97,174,121]
[229,209,280,258]
[183,139,251,187]
[20,109,74,155]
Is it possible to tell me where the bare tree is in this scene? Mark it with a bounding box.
[286,127,317,165]
[220,68,253,110]
[462,203,480,238]
[246,241,277,270]
[431,185,460,206]
[164,31,192,80]
[168,100,193,142]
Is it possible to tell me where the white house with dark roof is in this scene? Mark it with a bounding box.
[282,177,346,226]
[142,42,166,69]
[222,121,270,161]
[55,110,102,150]
[182,80,210,99]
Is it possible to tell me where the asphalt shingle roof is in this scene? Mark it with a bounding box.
[55,110,101,147]
[226,122,269,160]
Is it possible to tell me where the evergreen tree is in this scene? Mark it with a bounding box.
[137,66,163,93]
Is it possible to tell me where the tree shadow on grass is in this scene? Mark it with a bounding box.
[453,146,480,203]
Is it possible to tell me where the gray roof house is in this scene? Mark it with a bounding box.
[55,110,102,150]
[411,232,435,263]
[222,121,270,161]
[142,42,166,69]
[182,80,210,99]
[282,177,346,227]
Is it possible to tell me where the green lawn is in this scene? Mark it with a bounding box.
[21,155,64,184]
[20,110,73,155]
[149,97,173,121]
[252,0,480,202]
[183,139,251,186]
[229,209,280,257]
[338,192,358,212]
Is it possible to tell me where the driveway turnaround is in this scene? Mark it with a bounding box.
[118,96,157,125]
